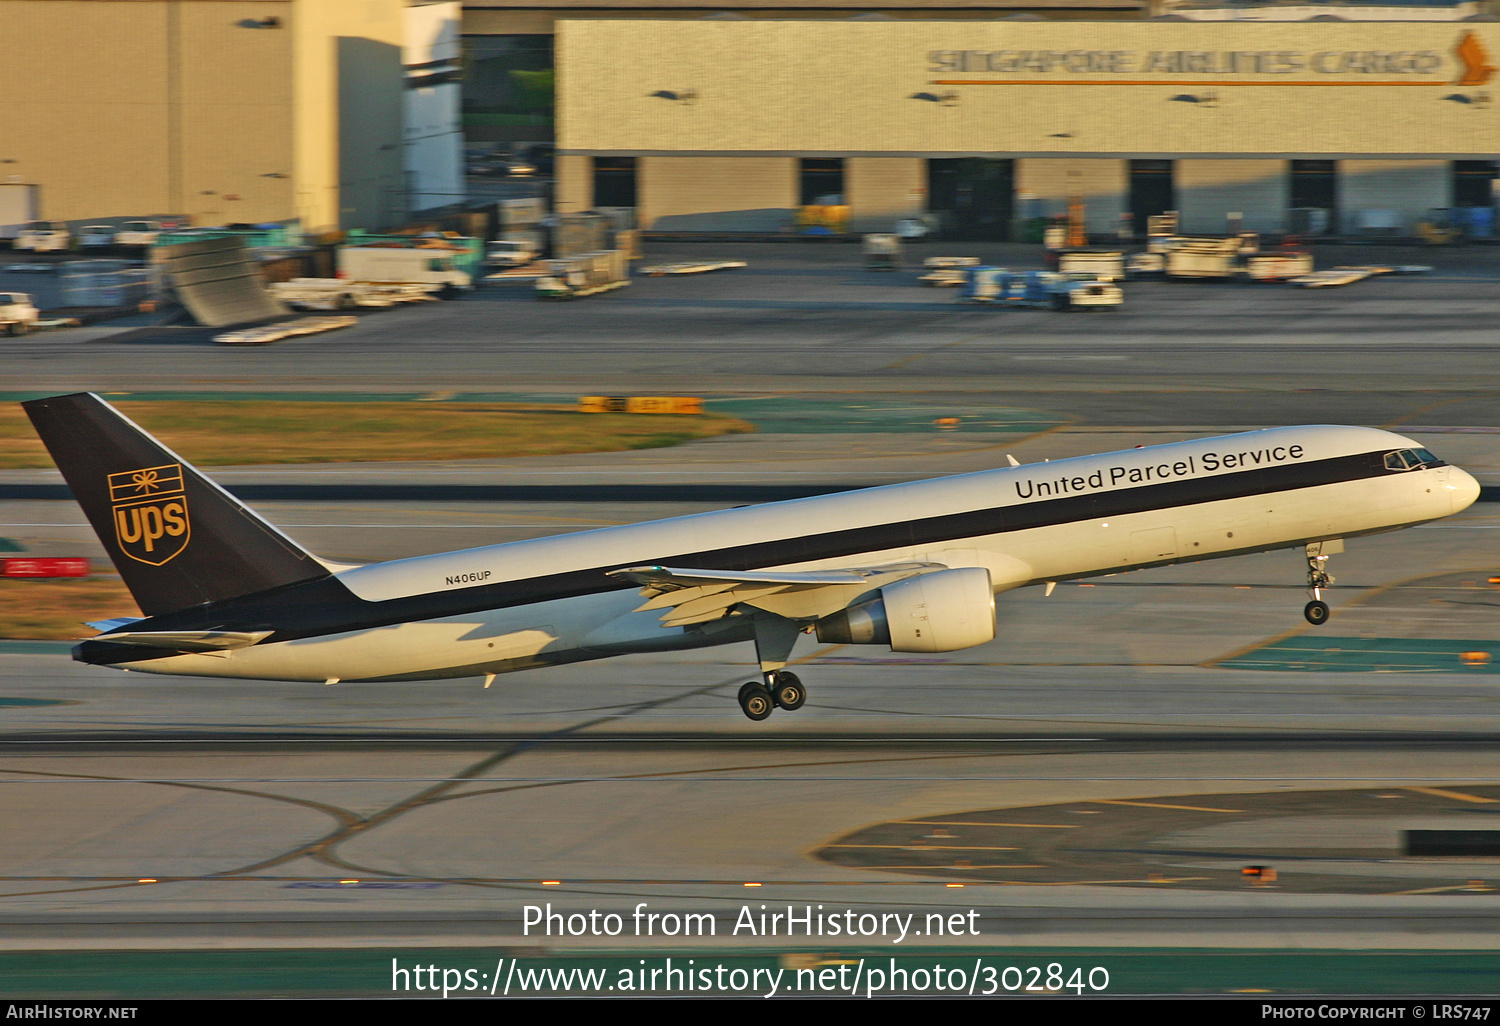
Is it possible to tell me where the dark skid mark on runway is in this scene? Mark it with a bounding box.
[221,672,760,879]
[819,784,1500,894]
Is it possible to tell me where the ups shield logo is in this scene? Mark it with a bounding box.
[108,464,190,565]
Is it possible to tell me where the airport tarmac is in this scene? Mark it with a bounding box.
[3,243,1500,994]
[2,437,1500,977]
[0,243,1499,420]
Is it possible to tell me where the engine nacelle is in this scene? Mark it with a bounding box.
[815,566,996,653]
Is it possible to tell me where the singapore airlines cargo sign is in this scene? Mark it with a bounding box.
[556,20,1500,156]
[929,29,1494,85]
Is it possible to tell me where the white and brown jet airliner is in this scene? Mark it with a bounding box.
[24,393,1480,721]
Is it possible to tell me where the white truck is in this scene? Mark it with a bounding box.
[0,292,41,335]
[115,221,162,247]
[335,245,472,292]
[12,221,69,252]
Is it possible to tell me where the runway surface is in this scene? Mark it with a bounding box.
[4,242,1500,995]
[2,482,1500,983]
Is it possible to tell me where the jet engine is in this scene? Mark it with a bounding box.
[814,566,995,653]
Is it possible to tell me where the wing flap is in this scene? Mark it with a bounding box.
[609,562,943,626]
[610,565,889,592]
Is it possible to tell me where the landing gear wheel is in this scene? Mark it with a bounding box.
[739,684,774,721]
[772,671,806,711]
[1304,600,1330,626]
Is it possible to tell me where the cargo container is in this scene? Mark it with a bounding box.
[535,249,630,299]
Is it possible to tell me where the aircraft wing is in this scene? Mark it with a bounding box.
[607,562,942,627]
[89,629,274,653]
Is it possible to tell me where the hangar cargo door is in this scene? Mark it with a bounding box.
[154,237,287,327]
[928,159,1014,240]
[1290,160,1338,236]
[1129,160,1175,237]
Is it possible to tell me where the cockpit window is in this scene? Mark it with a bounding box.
[1384,448,1446,472]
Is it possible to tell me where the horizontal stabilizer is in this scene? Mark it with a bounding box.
[90,629,273,652]
[84,617,144,633]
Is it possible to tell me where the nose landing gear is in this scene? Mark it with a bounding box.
[1303,540,1340,625]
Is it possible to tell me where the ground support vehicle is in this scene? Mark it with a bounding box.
[1290,264,1433,289]
[213,315,358,346]
[484,236,543,270]
[79,226,117,249]
[267,278,443,310]
[12,221,69,252]
[959,268,1121,310]
[1245,252,1315,281]
[115,221,162,247]
[535,250,630,300]
[863,233,902,270]
[640,261,745,276]
[1056,250,1125,279]
[0,292,41,335]
[336,243,475,292]
[918,256,978,287]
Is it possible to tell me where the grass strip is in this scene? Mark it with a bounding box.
[0,577,139,640]
[0,400,754,469]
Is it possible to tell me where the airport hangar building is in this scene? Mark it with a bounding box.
[3,0,463,233]
[548,19,1500,236]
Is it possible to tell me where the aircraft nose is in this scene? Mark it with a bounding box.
[1448,466,1481,513]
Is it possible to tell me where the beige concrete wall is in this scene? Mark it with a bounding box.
[1,0,294,226]
[638,156,797,231]
[180,1,295,226]
[846,158,925,232]
[558,21,1500,157]
[1177,159,1288,234]
[2,0,407,232]
[293,0,406,232]
[466,8,1145,36]
[554,154,593,213]
[1016,159,1126,234]
[1340,160,1450,234]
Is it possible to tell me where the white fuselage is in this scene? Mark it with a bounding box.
[112,425,1479,683]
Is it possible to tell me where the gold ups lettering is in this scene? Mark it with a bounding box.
[108,464,190,565]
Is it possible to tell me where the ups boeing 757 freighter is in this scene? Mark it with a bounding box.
[24,393,1481,721]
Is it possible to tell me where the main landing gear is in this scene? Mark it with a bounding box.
[1303,541,1338,625]
[738,615,810,721]
[737,671,806,721]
